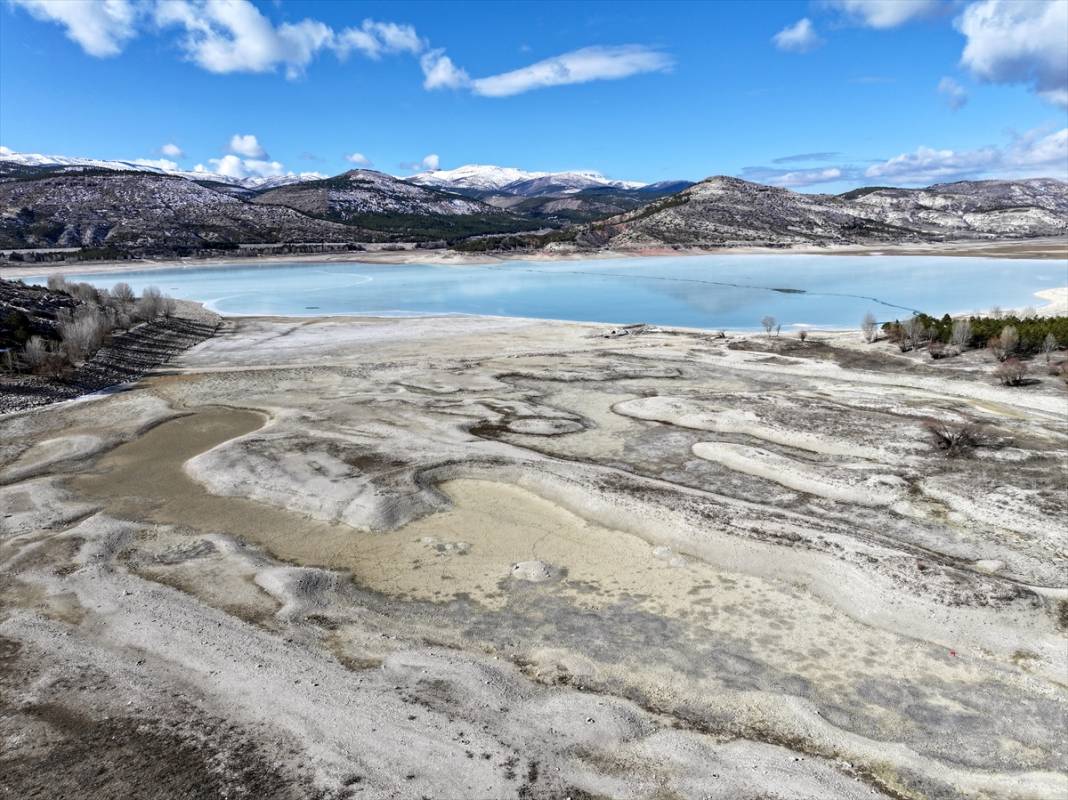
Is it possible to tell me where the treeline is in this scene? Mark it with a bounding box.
[883,312,1068,355]
[452,228,580,253]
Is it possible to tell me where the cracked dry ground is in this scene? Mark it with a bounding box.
[1,315,1065,800]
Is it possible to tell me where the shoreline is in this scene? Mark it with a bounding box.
[1,236,1066,282]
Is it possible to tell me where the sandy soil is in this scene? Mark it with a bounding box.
[1,313,1066,799]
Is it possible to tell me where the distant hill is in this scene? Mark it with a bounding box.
[575,176,1068,249]
[0,172,366,252]
[1,149,1064,257]
[253,170,541,240]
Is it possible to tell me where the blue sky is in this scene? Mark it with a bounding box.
[1,0,1065,191]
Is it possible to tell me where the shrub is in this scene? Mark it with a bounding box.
[22,335,49,369]
[925,419,989,458]
[994,357,1027,386]
[46,274,68,293]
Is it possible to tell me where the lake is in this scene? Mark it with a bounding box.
[35,254,1065,330]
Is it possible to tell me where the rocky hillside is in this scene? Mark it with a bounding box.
[0,171,366,253]
[253,170,539,238]
[579,176,1068,248]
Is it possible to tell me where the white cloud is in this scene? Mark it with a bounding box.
[0,146,13,156]
[421,154,440,170]
[741,165,846,187]
[420,49,471,90]
[937,76,968,110]
[772,19,823,54]
[345,152,371,166]
[956,0,1068,108]
[154,0,334,78]
[772,167,843,187]
[10,0,139,57]
[466,45,673,97]
[822,0,942,29]
[207,154,285,179]
[864,127,1068,184]
[132,157,180,171]
[334,19,422,60]
[228,133,267,159]
[160,142,185,158]
[14,1,673,97]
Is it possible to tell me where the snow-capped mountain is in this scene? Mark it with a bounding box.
[0,149,320,190]
[407,164,549,191]
[408,164,645,194]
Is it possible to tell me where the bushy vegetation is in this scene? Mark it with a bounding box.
[452,227,580,252]
[3,277,177,376]
[882,312,1068,355]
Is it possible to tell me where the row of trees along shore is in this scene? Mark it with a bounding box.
[859,309,1067,387]
[3,276,176,376]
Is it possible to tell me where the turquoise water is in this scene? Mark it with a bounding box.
[37,255,1065,330]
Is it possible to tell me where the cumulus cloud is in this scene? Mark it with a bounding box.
[400,154,441,172]
[772,19,823,53]
[154,0,336,78]
[204,154,285,179]
[821,0,943,29]
[0,146,13,156]
[956,0,1068,108]
[465,45,672,97]
[160,142,184,158]
[228,133,267,159]
[345,152,372,166]
[937,76,968,110]
[9,0,140,57]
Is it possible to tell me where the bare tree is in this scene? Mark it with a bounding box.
[994,357,1027,386]
[1020,306,1037,319]
[68,281,100,305]
[112,282,135,304]
[989,305,1004,320]
[58,307,109,362]
[761,315,776,337]
[1042,332,1058,362]
[161,294,177,318]
[134,286,164,321]
[899,317,926,352]
[999,325,1019,361]
[46,274,68,293]
[861,312,877,343]
[797,329,808,342]
[950,318,971,350]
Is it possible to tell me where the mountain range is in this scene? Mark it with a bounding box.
[0,148,1064,256]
